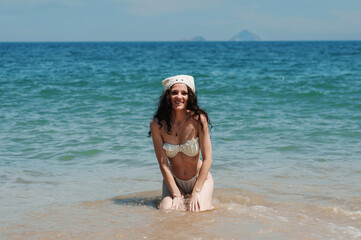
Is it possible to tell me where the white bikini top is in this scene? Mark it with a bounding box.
[163,137,200,158]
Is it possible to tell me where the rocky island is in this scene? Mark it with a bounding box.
[229,30,261,41]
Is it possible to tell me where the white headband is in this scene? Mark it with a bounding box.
[162,75,196,93]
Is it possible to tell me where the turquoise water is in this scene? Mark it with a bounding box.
[1,41,361,239]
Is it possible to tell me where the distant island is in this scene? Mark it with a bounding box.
[180,30,261,42]
[190,36,206,42]
[229,30,261,41]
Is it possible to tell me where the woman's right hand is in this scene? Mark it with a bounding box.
[172,195,185,210]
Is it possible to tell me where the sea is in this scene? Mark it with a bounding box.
[1,41,360,239]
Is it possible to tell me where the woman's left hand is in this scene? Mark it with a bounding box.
[189,192,201,212]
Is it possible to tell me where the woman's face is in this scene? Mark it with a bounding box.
[170,83,188,111]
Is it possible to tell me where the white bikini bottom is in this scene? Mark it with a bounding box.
[162,169,199,197]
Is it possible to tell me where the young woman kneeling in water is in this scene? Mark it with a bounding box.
[150,75,213,212]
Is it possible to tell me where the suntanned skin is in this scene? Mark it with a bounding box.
[150,83,213,212]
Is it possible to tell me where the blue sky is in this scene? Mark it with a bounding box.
[1,0,360,41]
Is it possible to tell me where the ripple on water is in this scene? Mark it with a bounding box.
[59,155,75,161]
[275,145,300,152]
[38,88,63,98]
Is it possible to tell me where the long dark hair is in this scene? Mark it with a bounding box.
[149,86,212,136]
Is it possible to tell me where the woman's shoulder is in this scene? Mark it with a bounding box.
[150,118,165,131]
[191,112,208,124]
[150,118,160,127]
[191,113,209,134]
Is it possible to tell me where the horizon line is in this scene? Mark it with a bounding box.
[1,40,361,43]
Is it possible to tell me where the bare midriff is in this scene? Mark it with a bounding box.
[169,153,202,180]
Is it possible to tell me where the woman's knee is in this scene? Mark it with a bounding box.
[159,196,173,210]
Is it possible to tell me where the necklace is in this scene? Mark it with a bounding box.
[173,118,187,137]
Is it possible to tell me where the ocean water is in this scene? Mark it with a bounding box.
[1,41,361,239]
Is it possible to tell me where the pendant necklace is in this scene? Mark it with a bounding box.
[174,118,186,137]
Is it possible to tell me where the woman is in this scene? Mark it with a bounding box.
[150,75,213,212]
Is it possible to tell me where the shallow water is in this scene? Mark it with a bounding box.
[2,189,361,239]
[1,41,361,239]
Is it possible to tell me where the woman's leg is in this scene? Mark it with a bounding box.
[159,179,173,210]
[198,173,214,211]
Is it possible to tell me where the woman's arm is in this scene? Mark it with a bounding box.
[189,114,212,211]
[150,119,182,199]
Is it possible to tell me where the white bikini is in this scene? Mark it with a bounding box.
[162,137,200,158]
[162,138,200,195]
